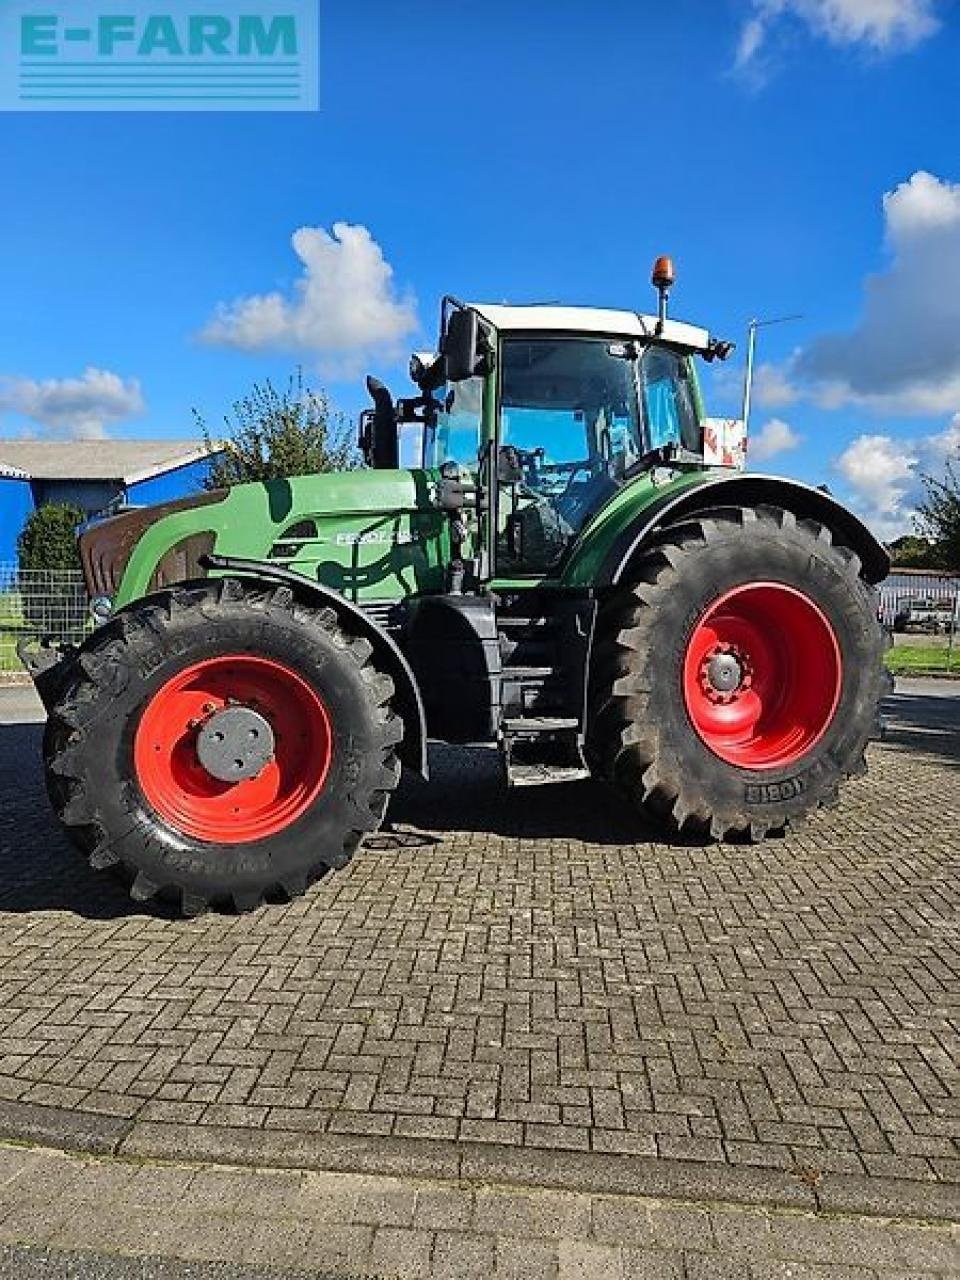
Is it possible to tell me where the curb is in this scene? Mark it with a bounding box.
[0,1102,956,1225]
[890,669,960,681]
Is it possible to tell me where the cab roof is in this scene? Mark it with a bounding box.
[468,303,712,352]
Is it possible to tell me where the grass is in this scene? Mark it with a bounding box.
[885,643,960,676]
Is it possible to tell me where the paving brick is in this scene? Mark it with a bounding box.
[302,1223,375,1274]
[621,1247,683,1279]
[683,1254,748,1280]
[474,1189,591,1240]
[370,1225,433,1278]
[431,1230,495,1278]
[557,1239,624,1279]
[0,714,956,1198]
[352,1184,417,1228]
[415,1187,475,1233]
[495,1235,559,1280]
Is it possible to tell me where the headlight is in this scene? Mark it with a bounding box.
[89,595,114,624]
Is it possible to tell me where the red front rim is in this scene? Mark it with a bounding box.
[134,655,333,844]
[682,583,842,771]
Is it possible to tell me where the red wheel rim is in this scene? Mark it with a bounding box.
[682,583,842,771]
[134,655,333,843]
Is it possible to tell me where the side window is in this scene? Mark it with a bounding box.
[641,349,701,454]
[435,375,483,467]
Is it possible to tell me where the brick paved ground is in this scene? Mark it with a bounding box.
[0,684,956,1204]
[0,1143,955,1278]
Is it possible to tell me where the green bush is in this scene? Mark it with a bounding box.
[16,503,85,634]
[17,503,84,573]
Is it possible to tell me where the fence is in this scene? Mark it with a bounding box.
[0,563,89,674]
[879,575,959,675]
[878,573,960,627]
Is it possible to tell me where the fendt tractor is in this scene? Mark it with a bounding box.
[21,259,890,916]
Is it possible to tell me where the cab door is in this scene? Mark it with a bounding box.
[495,336,643,577]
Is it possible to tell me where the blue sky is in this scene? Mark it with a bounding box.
[2,0,959,538]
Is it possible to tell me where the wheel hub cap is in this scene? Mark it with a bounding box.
[705,651,744,695]
[133,655,333,844]
[195,705,275,783]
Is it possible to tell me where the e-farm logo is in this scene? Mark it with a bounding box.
[0,1,318,110]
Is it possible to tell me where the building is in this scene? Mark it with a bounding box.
[0,440,222,563]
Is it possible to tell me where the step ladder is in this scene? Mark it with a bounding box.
[496,609,591,787]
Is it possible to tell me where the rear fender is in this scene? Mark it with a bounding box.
[199,554,428,778]
[597,474,890,587]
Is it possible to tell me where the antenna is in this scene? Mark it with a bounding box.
[742,314,802,433]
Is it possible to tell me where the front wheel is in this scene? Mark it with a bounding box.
[44,579,402,914]
[587,506,886,840]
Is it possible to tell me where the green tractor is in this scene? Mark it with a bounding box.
[24,259,889,916]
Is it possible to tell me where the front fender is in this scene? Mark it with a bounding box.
[566,473,889,588]
[201,554,428,778]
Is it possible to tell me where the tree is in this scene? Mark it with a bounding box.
[888,534,945,570]
[197,369,358,489]
[17,502,83,573]
[916,458,960,570]
[16,502,85,634]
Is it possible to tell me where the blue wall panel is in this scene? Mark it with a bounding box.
[0,479,35,563]
[127,456,217,507]
[0,453,222,565]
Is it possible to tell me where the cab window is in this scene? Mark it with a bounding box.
[434,375,484,467]
[640,347,700,454]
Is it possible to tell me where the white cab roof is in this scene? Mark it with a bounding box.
[469,303,712,352]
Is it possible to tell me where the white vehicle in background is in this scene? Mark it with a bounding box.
[893,597,957,635]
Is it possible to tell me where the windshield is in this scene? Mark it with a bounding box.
[497,336,702,574]
[501,337,643,481]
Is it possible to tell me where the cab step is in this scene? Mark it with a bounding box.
[507,760,591,787]
[502,716,579,736]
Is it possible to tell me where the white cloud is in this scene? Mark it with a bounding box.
[753,361,800,410]
[750,417,802,461]
[202,222,419,375]
[709,358,800,414]
[0,367,145,440]
[736,0,939,74]
[796,172,960,416]
[735,15,767,70]
[837,433,918,520]
[834,416,960,540]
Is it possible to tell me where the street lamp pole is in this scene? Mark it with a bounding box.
[741,314,802,434]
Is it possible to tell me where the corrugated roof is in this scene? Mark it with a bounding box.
[0,461,29,479]
[0,440,214,484]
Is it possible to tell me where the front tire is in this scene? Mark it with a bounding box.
[587,506,886,840]
[44,578,402,915]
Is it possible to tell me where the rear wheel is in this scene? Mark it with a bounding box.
[587,506,886,839]
[44,578,402,914]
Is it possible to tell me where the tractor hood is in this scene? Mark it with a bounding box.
[81,469,449,611]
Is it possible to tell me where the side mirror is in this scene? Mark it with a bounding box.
[443,308,482,382]
[363,376,399,469]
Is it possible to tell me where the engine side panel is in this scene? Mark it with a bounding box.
[107,469,450,610]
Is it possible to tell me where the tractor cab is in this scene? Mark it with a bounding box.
[362,258,742,580]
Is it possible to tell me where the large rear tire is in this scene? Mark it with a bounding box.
[586,506,886,840]
[43,578,402,915]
